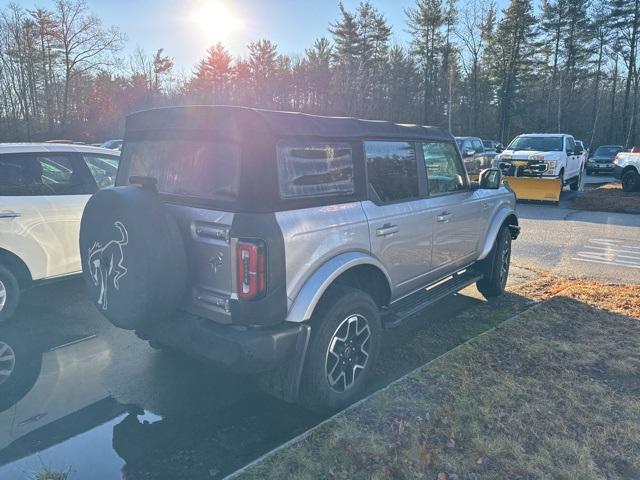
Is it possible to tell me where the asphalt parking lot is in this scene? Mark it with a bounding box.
[0,193,638,480]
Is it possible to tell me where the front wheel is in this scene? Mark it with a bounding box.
[300,286,381,413]
[569,171,581,191]
[622,169,640,192]
[476,225,512,299]
[0,265,20,324]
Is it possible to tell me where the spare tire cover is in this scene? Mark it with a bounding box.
[79,186,187,330]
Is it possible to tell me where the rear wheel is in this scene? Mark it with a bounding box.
[622,169,640,192]
[476,225,512,299]
[300,286,381,413]
[0,265,20,324]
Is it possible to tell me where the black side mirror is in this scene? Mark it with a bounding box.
[479,168,502,189]
[495,145,504,153]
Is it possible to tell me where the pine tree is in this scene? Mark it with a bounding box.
[610,0,640,146]
[487,0,536,141]
[407,0,445,125]
[188,43,233,103]
[248,39,278,107]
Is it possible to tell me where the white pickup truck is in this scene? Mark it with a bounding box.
[613,151,640,192]
[494,133,584,191]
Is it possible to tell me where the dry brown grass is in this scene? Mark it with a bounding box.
[238,279,640,480]
[573,183,640,214]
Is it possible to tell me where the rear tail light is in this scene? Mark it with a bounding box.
[236,240,266,300]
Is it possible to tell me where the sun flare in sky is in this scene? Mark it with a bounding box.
[190,1,244,44]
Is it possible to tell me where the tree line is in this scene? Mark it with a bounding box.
[0,0,638,148]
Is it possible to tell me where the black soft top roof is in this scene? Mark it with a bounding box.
[125,106,451,142]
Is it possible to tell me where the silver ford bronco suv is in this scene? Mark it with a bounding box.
[79,106,520,412]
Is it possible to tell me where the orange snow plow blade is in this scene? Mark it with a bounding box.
[503,177,562,203]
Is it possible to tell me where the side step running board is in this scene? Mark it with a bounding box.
[383,270,483,328]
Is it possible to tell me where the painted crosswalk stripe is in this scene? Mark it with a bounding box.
[582,246,640,257]
[571,257,640,269]
[574,238,640,269]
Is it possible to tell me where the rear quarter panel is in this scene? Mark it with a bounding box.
[276,202,371,307]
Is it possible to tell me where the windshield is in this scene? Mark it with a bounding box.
[594,146,623,157]
[123,139,241,201]
[507,136,564,152]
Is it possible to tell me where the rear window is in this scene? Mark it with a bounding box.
[594,146,623,156]
[277,142,354,199]
[124,140,241,201]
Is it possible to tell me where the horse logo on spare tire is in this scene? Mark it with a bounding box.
[87,221,129,311]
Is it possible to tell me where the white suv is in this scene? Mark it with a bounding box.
[0,143,120,322]
[494,133,584,190]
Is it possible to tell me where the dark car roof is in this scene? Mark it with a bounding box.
[125,106,451,142]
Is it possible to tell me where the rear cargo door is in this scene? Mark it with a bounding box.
[167,205,235,322]
[121,136,242,323]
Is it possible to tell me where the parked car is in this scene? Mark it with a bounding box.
[494,133,584,191]
[100,139,123,151]
[0,144,120,322]
[79,106,520,412]
[586,144,624,175]
[455,136,496,175]
[613,151,640,192]
[482,140,504,153]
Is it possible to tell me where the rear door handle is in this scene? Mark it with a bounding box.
[376,223,399,237]
[481,202,490,209]
[437,212,453,223]
[0,211,20,219]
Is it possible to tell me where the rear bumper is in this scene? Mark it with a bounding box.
[144,313,308,374]
[587,162,614,172]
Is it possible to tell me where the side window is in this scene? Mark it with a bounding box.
[0,153,97,196]
[422,142,467,196]
[364,141,419,203]
[277,142,354,199]
[472,139,483,151]
[83,154,120,189]
[566,137,575,154]
[462,139,473,152]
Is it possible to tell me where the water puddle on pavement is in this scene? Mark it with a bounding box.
[0,308,320,480]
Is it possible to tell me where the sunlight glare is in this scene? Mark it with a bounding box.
[190,1,243,43]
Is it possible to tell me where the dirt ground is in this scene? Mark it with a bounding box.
[573,183,640,214]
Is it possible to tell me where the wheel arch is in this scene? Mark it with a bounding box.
[477,209,519,261]
[285,252,392,323]
[0,248,33,289]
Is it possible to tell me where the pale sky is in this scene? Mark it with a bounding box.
[6,0,508,73]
